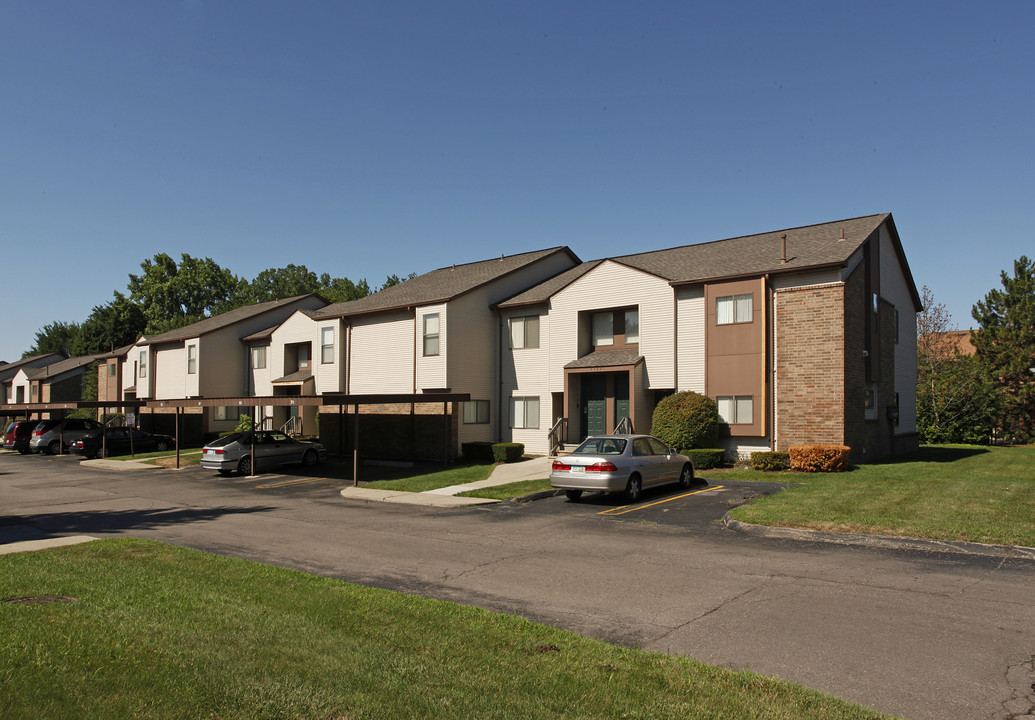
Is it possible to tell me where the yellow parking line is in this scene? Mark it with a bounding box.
[255,477,324,489]
[598,485,725,516]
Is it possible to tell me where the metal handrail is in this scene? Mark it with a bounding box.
[280,416,299,436]
[614,416,633,435]
[548,417,568,456]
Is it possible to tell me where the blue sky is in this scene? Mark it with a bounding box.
[2,1,1032,361]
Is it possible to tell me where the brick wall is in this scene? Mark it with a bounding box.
[774,283,846,449]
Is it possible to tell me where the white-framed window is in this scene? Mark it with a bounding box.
[865,386,877,420]
[463,400,490,424]
[139,351,147,378]
[592,312,613,347]
[716,294,753,325]
[510,396,540,429]
[107,363,117,377]
[509,315,540,349]
[625,309,639,343]
[298,344,310,369]
[717,395,753,424]
[321,327,335,364]
[213,406,240,421]
[251,346,267,370]
[423,313,440,357]
[187,345,197,375]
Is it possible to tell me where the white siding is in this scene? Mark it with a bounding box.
[500,307,552,452]
[154,345,186,399]
[185,341,200,397]
[269,311,319,388]
[250,346,273,397]
[880,226,919,435]
[416,304,447,391]
[771,267,844,290]
[350,310,414,393]
[675,286,705,393]
[316,320,343,393]
[548,261,675,391]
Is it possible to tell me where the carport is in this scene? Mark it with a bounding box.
[0,400,150,457]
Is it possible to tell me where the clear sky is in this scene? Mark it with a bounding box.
[2,1,1032,362]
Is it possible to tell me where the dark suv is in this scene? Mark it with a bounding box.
[4,420,38,454]
[28,418,104,455]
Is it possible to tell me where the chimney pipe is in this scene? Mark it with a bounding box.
[780,234,787,264]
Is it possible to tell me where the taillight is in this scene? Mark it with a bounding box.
[212,449,225,455]
[585,462,617,472]
[551,460,568,470]
[33,430,43,436]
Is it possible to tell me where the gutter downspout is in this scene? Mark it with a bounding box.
[766,273,777,451]
[497,311,504,443]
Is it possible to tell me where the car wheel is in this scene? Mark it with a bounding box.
[238,456,253,476]
[564,489,583,502]
[678,463,694,489]
[156,441,169,452]
[624,475,643,502]
[302,449,318,467]
[47,440,61,455]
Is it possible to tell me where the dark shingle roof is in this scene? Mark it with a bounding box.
[501,214,894,308]
[0,353,64,380]
[314,247,579,319]
[24,354,104,381]
[564,349,644,370]
[272,370,314,384]
[139,294,325,346]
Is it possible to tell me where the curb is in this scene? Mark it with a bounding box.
[723,513,1035,560]
[339,486,501,506]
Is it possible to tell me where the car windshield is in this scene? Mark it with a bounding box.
[208,433,245,447]
[573,438,627,455]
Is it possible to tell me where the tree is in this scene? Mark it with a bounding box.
[24,320,80,358]
[127,253,242,334]
[72,292,147,356]
[318,274,370,303]
[378,272,416,291]
[971,256,1035,442]
[246,264,321,303]
[650,391,720,452]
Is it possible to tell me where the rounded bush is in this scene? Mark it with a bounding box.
[651,392,720,453]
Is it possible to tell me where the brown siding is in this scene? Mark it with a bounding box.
[705,278,766,437]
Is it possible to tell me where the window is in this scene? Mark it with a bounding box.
[509,316,540,349]
[30,384,38,400]
[213,406,240,422]
[894,309,900,344]
[298,344,310,369]
[187,345,197,374]
[321,327,335,364]
[717,294,753,325]
[717,395,753,424]
[592,312,613,347]
[625,309,639,343]
[423,314,440,357]
[463,400,490,424]
[139,351,147,378]
[107,363,117,377]
[251,346,267,370]
[509,396,540,429]
[864,386,877,420]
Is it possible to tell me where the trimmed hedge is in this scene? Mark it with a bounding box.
[651,391,720,453]
[492,443,524,463]
[788,444,851,472]
[461,442,496,463]
[686,448,726,470]
[750,451,790,471]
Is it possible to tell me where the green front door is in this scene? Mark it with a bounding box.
[581,375,607,438]
[615,373,630,426]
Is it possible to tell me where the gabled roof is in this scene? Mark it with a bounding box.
[100,344,135,359]
[564,348,643,370]
[24,354,104,381]
[137,294,326,346]
[314,247,580,320]
[501,214,914,308]
[0,353,64,382]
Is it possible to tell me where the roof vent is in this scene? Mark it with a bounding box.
[839,228,846,241]
[780,234,788,264]
[500,253,505,261]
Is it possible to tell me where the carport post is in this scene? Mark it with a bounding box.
[443,401,449,465]
[352,403,359,487]
[337,404,344,463]
[175,406,181,469]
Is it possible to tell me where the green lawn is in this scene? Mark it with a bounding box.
[0,539,894,720]
[362,462,496,492]
[726,445,1035,547]
[458,478,555,500]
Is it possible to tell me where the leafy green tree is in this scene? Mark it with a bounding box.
[247,264,322,303]
[24,320,80,358]
[72,292,147,356]
[972,256,1035,442]
[379,272,416,291]
[318,274,370,303]
[127,253,242,334]
[651,391,720,452]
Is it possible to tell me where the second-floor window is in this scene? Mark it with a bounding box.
[298,344,310,369]
[592,308,639,347]
[321,327,335,364]
[423,314,440,357]
[509,315,539,349]
[187,345,197,375]
[251,346,267,370]
[139,351,147,378]
[716,294,753,325]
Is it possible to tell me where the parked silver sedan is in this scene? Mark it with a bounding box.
[549,434,695,502]
[201,431,326,476]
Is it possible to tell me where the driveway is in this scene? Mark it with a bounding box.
[2,453,1034,720]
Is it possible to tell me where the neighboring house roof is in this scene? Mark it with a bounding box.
[0,353,65,382]
[501,213,921,309]
[100,344,135,359]
[24,354,104,382]
[272,371,314,384]
[241,325,278,343]
[564,349,644,370]
[138,294,326,346]
[314,247,580,320]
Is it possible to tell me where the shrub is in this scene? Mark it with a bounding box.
[788,445,851,472]
[235,414,255,432]
[686,448,726,470]
[492,442,524,463]
[461,442,496,463]
[651,392,720,453]
[750,451,790,471]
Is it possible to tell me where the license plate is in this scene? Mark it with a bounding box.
[570,466,585,473]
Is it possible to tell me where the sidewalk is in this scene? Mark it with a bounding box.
[339,456,554,507]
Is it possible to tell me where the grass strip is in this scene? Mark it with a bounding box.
[0,539,894,720]
[458,478,554,500]
[363,462,495,492]
[727,444,1035,547]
